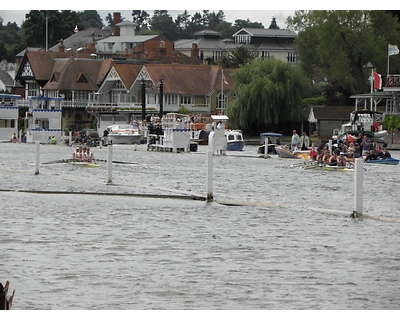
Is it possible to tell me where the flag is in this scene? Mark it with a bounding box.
[388,44,399,56]
[74,25,78,33]
[373,72,382,90]
[222,70,228,85]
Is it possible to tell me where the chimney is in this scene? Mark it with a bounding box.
[191,43,199,58]
[113,12,121,36]
[58,39,65,52]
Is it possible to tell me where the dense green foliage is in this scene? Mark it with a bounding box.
[287,10,400,101]
[227,58,312,134]
[222,47,259,68]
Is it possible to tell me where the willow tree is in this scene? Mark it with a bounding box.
[227,58,312,134]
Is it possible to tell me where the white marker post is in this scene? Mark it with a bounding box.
[264,137,268,159]
[34,141,40,174]
[206,150,213,201]
[328,139,333,154]
[69,131,72,147]
[107,144,113,183]
[353,158,364,217]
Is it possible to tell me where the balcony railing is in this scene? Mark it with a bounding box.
[384,74,400,88]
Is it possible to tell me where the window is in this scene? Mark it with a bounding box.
[181,96,194,105]
[27,82,40,97]
[213,51,223,62]
[0,119,15,128]
[287,52,297,63]
[235,34,250,44]
[216,92,227,113]
[261,51,270,60]
[165,94,178,105]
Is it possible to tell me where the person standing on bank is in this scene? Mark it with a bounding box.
[299,132,310,150]
[291,130,300,151]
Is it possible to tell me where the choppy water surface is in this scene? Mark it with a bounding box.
[1,143,400,310]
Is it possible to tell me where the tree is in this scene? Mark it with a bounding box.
[149,11,179,41]
[22,10,80,48]
[268,17,279,29]
[234,19,264,29]
[105,13,114,27]
[227,58,312,134]
[76,11,103,29]
[384,114,400,144]
[131,10,150,32]
[287,10,400,100]
[222,46,258,68]
[0,21,25,62]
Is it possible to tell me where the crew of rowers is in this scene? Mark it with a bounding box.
[311,142,391,167]
[72,146,95,162]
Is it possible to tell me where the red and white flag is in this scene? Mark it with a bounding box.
[222,70,228,85]
[74,25,78,33]
[373,72,382,90]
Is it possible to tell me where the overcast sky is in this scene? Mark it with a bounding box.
[0,9,295,29]
[0,2,372,28]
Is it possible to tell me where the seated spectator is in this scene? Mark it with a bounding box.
[365,150,377,161]
[382,148,392,159]
[337,152,347,167]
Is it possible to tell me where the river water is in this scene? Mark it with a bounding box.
[1,142,400,310]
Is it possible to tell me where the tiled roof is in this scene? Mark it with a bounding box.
[22,51,72,81]
[0,70,14,87]
[233,28,297,38]
[43,58,111,91]
[144,64,236,96]
[113,63,142,89]
[49,27,112,51]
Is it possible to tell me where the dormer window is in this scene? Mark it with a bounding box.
[77,73,88,83]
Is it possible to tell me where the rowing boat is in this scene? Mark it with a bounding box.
[302,161,355,172]
[69,161,100,168]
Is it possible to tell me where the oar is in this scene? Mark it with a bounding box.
[95,159,138,165]
[42,159,70,164]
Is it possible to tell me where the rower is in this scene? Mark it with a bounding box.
[72,147,80,161]
[84,147,95,163]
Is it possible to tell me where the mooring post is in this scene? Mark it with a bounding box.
[69,131,72,147]
[107,144,113,183]
[34,141,40,174]
[353,158,364,217]
[264,137,268,159]
[206,150,213,201]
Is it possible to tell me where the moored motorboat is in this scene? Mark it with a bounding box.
[332,110,388,148]
[226,129,244,151]
[365,157,399,165]
[257,132,282,155]
[275,145,299,159]
[107,123,142,145]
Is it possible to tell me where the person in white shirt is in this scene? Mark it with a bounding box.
[291,130,300,151]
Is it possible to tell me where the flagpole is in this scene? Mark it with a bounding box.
[370,68,373,111]
[46,15,48,51]
[387,43,390,76]
[221,69,224,115]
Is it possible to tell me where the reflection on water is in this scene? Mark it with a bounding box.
[1,143,400,309]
